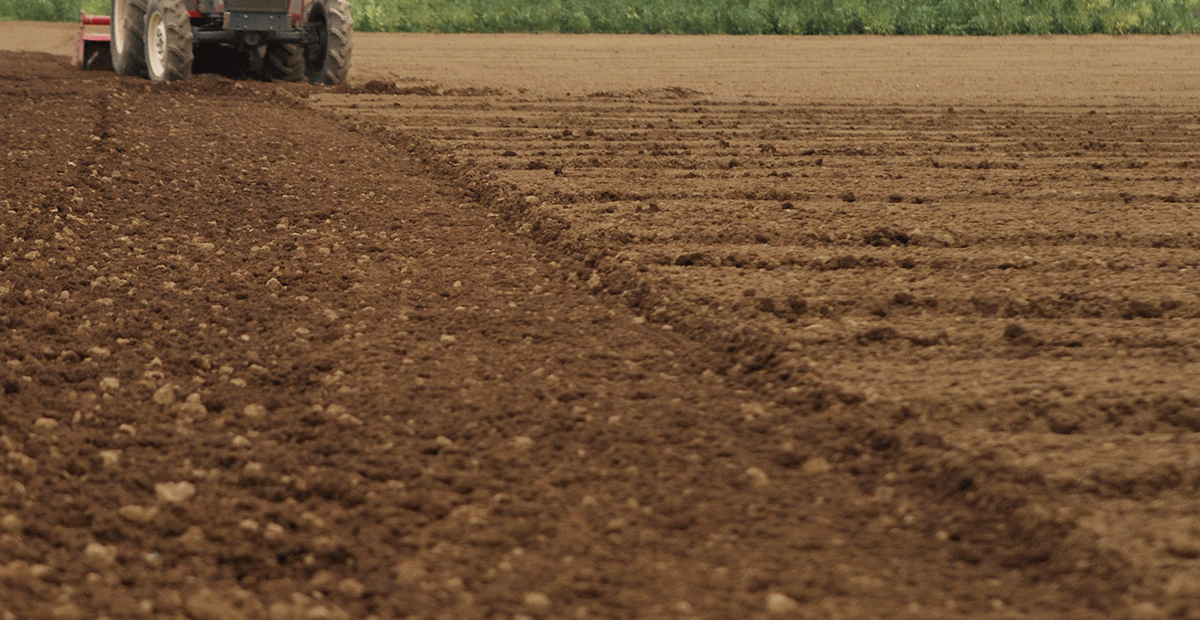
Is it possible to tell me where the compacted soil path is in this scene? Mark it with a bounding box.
[0,40,1187,619]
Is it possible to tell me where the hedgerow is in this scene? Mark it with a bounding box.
[6,0,1197,34]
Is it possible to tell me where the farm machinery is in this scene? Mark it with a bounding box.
[73,0,352,84]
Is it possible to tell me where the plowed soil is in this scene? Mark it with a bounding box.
[3,24,1200,620]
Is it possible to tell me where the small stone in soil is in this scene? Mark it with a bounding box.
[744,467,770,488]
[801,456,832,474]
[1,513,22,532]
[765,592,801,614]
[739,402,768,417]
[299,512,326,530]
[7,452,37,476]
[242,462,266,481]
[179,526,206,551]
[152,384,178,405]
[263,523,285,540]
[118,505,158,523]
[83,542,117,567]
[523,592,551,611]
[177,394,207,416]
[99,450,121,468]
[155,481,197,504]
[338,578,366,598]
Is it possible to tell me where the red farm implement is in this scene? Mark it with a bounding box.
[73,12,113,71]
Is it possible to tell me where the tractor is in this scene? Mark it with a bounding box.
[82,0,352,84]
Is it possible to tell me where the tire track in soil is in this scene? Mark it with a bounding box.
[314,83,1200,616]
[0,52,1113,619]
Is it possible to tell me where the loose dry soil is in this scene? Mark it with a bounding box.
[3,24,1200,620]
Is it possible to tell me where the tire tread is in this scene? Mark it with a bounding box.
[146,0,194,82]
[306,0,353,86]
[259,44,305,82]
[111,0,148,77]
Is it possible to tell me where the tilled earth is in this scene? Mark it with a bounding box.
[1,30,1199,620]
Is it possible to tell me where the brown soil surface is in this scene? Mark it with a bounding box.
[349,32,1200,105]
[3,24,1200,620]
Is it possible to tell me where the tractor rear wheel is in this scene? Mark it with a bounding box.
[110,0,147,76]
[303,0,353,85]
[255,44,304,83]
[145,0,193,82]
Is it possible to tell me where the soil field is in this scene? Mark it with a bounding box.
[3,23,1200,620]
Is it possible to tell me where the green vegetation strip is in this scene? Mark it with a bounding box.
[4,0,1199,35]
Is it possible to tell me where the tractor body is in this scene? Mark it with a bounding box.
[79,0,352,84]
[191,0,306,47]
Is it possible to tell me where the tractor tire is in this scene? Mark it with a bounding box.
[255,44,305,83]
[110,0,147,77]
[144,0,193,82]
[304,0,353,85]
